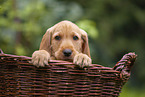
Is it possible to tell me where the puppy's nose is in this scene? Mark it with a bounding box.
[63,49,72,57]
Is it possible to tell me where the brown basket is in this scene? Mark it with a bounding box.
[0,49,136,97]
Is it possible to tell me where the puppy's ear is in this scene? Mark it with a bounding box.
[80,29,91,58]
[39,28,53,55]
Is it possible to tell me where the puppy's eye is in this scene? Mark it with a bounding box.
[55,36,61,40]
[73,36,79,40]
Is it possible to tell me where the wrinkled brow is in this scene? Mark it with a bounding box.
[52,32,61,38]
[72,32,81,38]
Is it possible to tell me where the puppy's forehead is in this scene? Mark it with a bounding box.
[53,21,81,33]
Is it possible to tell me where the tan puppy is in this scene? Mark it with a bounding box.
[32,20,92,67]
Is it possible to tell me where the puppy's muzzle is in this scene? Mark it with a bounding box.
[63,49,72,57]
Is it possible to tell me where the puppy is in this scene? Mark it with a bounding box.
[32,20,92,68]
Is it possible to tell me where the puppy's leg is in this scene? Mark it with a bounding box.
[32,50,50,67]
[73,53,92,68]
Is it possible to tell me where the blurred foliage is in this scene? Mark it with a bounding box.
[0,0,145,96]
[76,20,99,40]
[119,83,145,97]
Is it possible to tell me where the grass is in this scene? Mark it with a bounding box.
[119,84,145,97]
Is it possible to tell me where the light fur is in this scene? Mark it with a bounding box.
[32,20,92,67]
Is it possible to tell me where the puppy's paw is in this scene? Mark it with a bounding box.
[73,53,92,68]
[32,50,50,67]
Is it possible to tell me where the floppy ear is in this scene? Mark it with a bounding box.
[39,28,53,55]
[80,29,91,58]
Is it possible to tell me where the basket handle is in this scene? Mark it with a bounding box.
[0,49,4,54]
[113,52,137,79]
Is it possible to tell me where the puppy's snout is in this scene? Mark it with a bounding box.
[63,49,72,57]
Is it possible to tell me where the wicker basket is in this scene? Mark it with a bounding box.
[0,49,136,97]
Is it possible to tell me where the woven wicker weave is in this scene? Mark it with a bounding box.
[0,49,136,97]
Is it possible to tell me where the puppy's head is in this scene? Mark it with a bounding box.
[40,20,90,61]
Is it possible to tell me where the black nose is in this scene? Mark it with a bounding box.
[63,49,72,57]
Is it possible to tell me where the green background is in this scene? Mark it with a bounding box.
[0,0,145,96]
